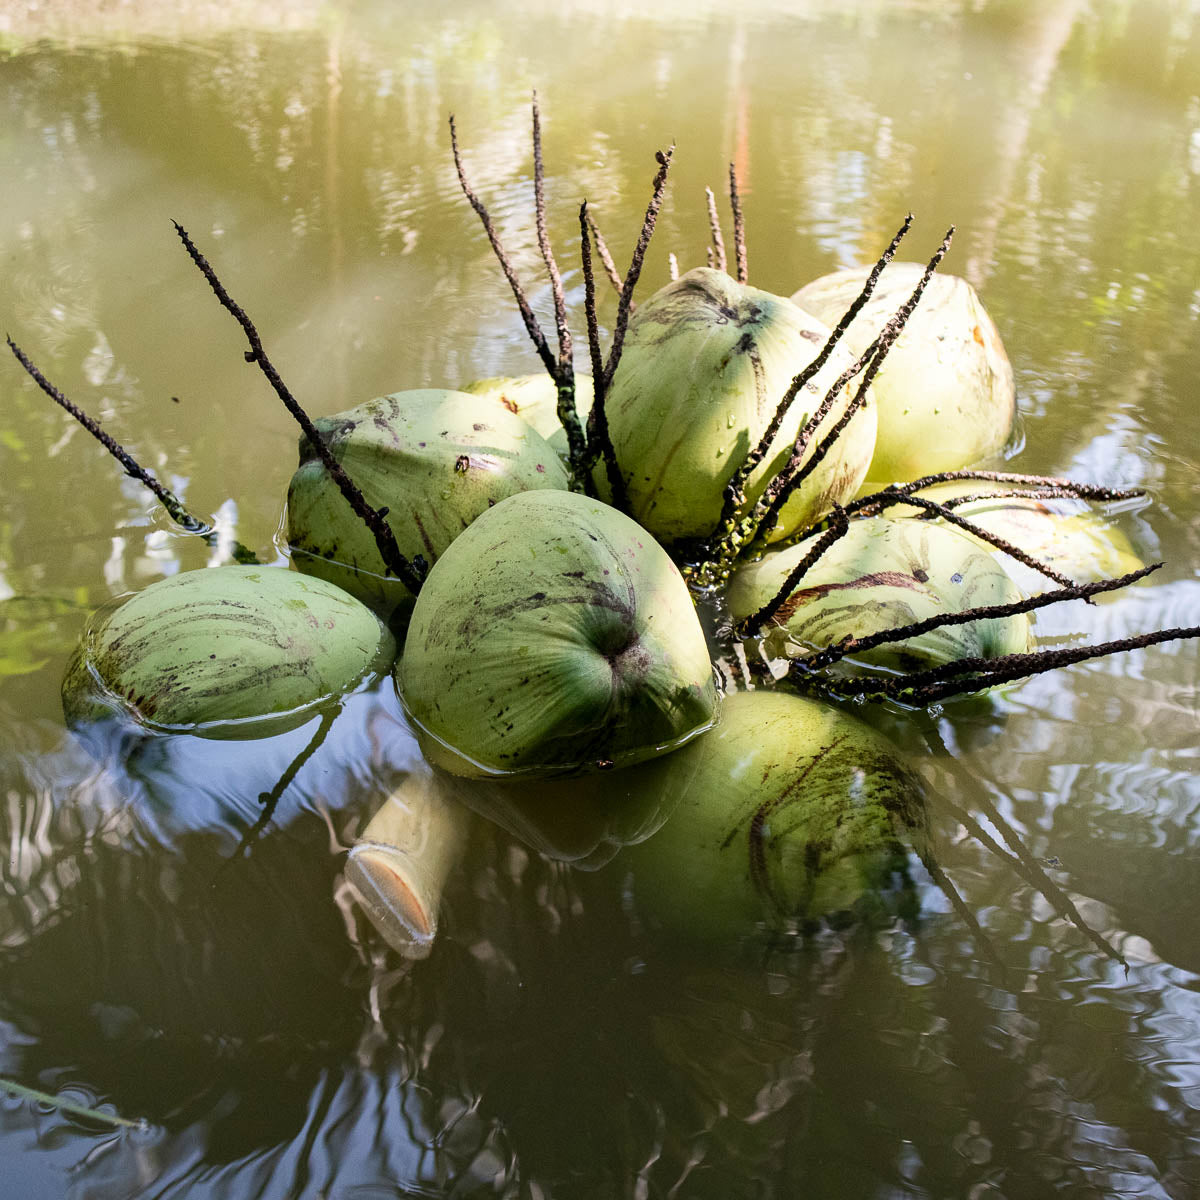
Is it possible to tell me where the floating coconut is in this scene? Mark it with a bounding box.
[621,689,925,943]
[286,389,569,618]
[598,267,876,545]
[792,262,1015,484]
[728,516,1032,672]
[398,489,718,779]
[62,565,395,737]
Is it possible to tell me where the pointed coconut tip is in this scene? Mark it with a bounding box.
[345,842,437,959]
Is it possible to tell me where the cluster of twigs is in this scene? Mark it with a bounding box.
[7,93,1199,710]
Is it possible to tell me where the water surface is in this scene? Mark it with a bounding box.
[2,2,1199,1196]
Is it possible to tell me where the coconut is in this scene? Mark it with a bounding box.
[598,267,876,545]
[621,689,924,943]
[461,372,595,460]
[397,489,718,779]
[728,516,1032,672]
[286,389,569,618]
[792,262,1015,484]
[344,763,471,959]
[62,565,395,737]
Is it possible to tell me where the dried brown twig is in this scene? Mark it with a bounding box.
[7,335,259,563]
[705,185,727,273]
[172,222,425,594]
[729,162,747,283]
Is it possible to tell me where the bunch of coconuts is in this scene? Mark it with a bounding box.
[55,234,1148,962]
[42,111,1158,958]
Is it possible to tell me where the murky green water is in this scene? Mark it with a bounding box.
[2,1,1200,1195]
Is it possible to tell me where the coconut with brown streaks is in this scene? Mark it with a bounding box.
[598,268,876,546]
[287,389,569,619]
[622,689,925,944]
[397,489,717,779]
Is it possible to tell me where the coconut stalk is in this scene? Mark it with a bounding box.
[752,226,957,548]
[705,185,728,274]
[690,214,916,587]
[449,104,588,485]
[6,337,258,564]
[172,222,426,597]
[345,765,470,959]
[728,162,748,283]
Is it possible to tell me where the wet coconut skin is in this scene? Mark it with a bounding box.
[398,490,718,779]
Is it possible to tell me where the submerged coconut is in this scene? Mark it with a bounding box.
[344,763,471,959]
[286,389,569,618]
[398,489,718,779]
[62,565,395,737]
[728,516,1032,672]
[599,267,876,545]
[792,262,1015,483]
[461,372,595,460]
[622,689,925,943]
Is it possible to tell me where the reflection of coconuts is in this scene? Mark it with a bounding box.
[462,373,595,460]
[599,268,876,545]
[728,517,1032,672]
[286,389,569,618]
[885,482,1143,590]
[398,490,718,779]
[62,566,395,737]
[792,263,1015,483]
[621,689,924,943]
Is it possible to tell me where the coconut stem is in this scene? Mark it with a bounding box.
[6,336,259,563]
[736,504,851,638]
[668,251,680,281]
[531,92,572,377]
[848,471,1144,519]
[753,225,955,545]
[580,202,628,510]
[692,215,916,589]
[448,113,557,380]
[819,623,1200,704]
[793,562,1162,674]
[172,223,425,595]
[705,185,728,273]
[584,207,626,301]
[729,162,748,283]
[604,146,674,390]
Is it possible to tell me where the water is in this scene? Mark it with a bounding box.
[2,1,1200,1195]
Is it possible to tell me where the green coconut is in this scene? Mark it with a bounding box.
[728,516,1032,672]
[622,689,925,943]
[598,267,877,545]
[286,389,569,618]
[792,262,1015,484]
[397,489,718,779]
[885,481,1144,591]
[62,565,395,736]
[461,372,595,460]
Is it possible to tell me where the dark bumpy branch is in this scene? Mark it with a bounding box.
[754,226,956,543]
[729,162,747,283]
[794,562,1162,673]
[531,92,572,377]
[705,185,728,273]
[172,222,425,594]
[448,114,557,380]
[735,505,851,638]
[604,146,675,390]
[579,201,627,510]
[584,208,625,300]
[817,624,1200,705]
[714,213,914,541]
[848,470,1144,518]
[7,336,259,564]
